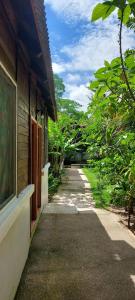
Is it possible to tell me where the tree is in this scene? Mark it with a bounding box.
[53,74,65,100]
[49,74,85,184]
[58,98,83,118]
[84,0,135,227]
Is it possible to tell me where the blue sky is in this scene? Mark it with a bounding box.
[45,0,134,110]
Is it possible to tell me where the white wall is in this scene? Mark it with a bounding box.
[0,185,34,300]
[0,163,49,300]
[41,162,50,207]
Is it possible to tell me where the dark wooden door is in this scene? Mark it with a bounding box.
[31,119,42,221]
[37,125,42,208]
[31,119,38,220]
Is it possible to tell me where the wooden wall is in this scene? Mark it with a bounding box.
[0,2,48,196]
[17,57,29,193]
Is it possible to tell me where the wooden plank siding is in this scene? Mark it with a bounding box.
[0,0,48,196]
[0,2,16,79]
[17,58,29,193]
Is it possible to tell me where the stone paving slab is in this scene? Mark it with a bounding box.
[44,168,94,214]
[44,203,78,214]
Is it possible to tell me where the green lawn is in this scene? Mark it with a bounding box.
[83,167,112,208]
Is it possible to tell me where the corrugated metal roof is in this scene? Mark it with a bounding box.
[10,0,57,120]
[30,0,57,121]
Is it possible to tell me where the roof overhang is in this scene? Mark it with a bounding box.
[11,0,57,121]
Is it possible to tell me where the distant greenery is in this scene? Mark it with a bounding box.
[83,167,112,208]
[48,74,85,194]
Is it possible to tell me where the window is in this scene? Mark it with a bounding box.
[0,64,16,209]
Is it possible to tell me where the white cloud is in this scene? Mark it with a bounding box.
[66,73,81,83]
[48,0,134,74]
[61,23,135,72]
[51,16,134,75]
[51,20,134,110]
[65,83,92,110]
[45,0,100,22]
[52,62,65,74]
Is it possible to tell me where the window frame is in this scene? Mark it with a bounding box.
[0,62,17,210]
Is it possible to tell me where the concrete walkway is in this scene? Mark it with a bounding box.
[45,168,94,214]
[15,168,135,300]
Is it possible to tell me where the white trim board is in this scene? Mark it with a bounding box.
[0,185,34,244]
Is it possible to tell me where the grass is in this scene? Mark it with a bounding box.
[48,169,65,199]
[48,173,61,198]
[83,167,112,208]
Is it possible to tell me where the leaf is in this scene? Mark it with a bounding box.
[123,5,131,24]
[125,54,135,68]
[104,60,110,68]
[95,69,108,80]
[111,57,121,67]
[102,5,116,19]
[96,67,107,73]
[112,0,124,8]
[97,86,108,97]
[91,3,112,21]
[90,81,99,89]
[119,0,127,9]
[128,0,135,4]
[118,8,122,19]
[130,75,135,84]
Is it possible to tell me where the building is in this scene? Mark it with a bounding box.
[0,1,56,299]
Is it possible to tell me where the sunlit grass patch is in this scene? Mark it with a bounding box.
[83,167,112,208]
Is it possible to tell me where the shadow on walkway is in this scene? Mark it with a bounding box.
[45,168,94,214]
[15,211,135,300]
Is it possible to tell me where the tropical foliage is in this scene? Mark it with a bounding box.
[82,0,135,227]
[49,0,135,228]
[48,75,84,194]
